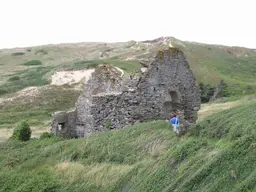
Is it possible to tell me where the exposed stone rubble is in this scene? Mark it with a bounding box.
[51,48,201,138]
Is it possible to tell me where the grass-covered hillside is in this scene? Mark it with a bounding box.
[0,101,255,192]
[178,41,256,95]
[0,85,81,129]
[0,36,256,138]
[0,37,255,192]
[0,37,256,96]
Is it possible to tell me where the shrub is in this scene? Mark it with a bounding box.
[11,52,25,56]
[0,89,8,95]
[8,76,20,81]
[86,63,99,69]
[23,60,42,66]
[199,82,215,103]
[40,132,55,140]
[35,49,48,55]
[109,56,119,60]
[219,80,229,97]
[30,137,39,141]
[73,60,102,69]
[105,121,111,128]
[10,120,32,141]
[189,124,202,136]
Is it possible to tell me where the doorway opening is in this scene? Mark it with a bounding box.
[162,91,181,119]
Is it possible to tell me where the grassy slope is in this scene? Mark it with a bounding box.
[0,38,255,191]
[0,85,81,129]
[174,41,256,95]
[0,59,140,95]
[0,101,255,192]
[1,37,256,96]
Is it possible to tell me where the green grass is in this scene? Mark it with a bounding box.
[0,37,256,191]
[22,60,42,66]
[174,41,256,95]
[0,101,255,192]
[7,76,20,82]
[35,49,48,55]
[0,67,53,96]
[11,52,25,56]
[0,86,81,128]
[191,101,256,140]
[0,58,140,96]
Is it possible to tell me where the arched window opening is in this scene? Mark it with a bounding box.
[162,90,181,119]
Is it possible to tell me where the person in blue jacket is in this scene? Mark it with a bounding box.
[170,114,180,134]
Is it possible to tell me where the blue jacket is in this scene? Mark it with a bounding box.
[170,117,179,125]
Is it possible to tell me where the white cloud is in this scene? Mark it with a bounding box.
[0,0,255,48]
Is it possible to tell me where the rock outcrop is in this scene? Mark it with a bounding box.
[51,48,201,138]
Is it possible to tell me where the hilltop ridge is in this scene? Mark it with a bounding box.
[1,36,256,94]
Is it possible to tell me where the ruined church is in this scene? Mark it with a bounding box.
[51,48,201,138]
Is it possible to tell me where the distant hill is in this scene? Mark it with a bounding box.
[176,40,256,95]
[0,36,256,96]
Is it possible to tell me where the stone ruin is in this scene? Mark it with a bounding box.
[51,48,201,138]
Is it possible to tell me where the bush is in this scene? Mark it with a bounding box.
[40,132,55,140]
[86,63,99,69]
[105,121,111,128]
[23,60,42,66]
[8,76,20,81]
[35,49,48,55]
[10,120,32,141]
[0,89,8,95]
[219,80,229,97]
[11,52,25,56]
[71,60,102,70]
[199,82,215,103]
[30,137,39,141]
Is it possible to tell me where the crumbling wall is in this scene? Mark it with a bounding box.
[51,48,201,137]
[51,110,76,138]
[75,65,124,137]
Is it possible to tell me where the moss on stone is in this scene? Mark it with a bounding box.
[157,50,165,65]
[168,46,181,54]
[157,50,165,59]
[156,47,182,62]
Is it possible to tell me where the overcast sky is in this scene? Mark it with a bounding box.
[0,0,255,49]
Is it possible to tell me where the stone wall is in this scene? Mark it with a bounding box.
[51,110,77,138]
[51,47,201,138]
